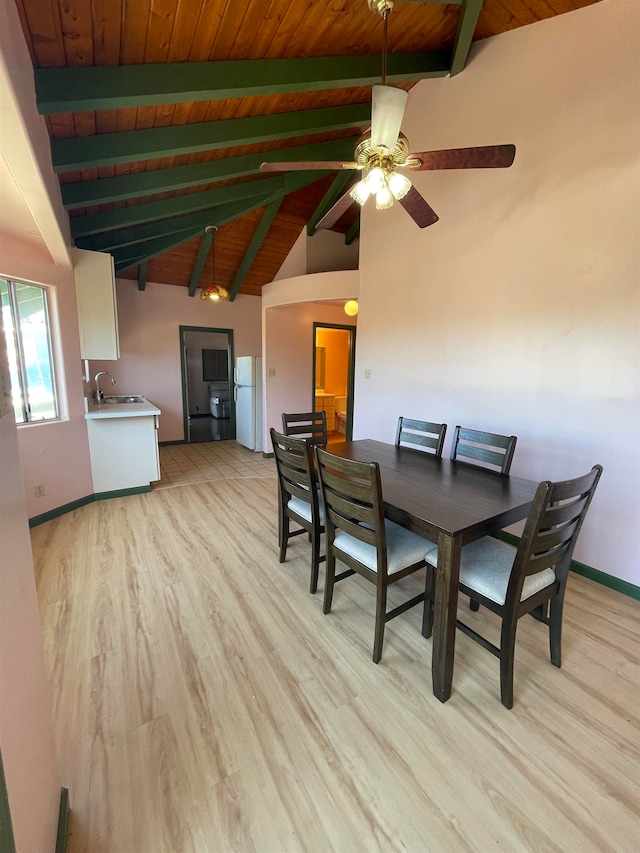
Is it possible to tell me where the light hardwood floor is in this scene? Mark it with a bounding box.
[32,447,639,852]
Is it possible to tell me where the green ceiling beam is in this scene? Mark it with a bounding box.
[35,52,450,114]
[228,198,282,302]
[188,231,214,298]
[70,175,288,238]
[60,137,360,209]
[113,231,203,273]
[76,193,277,252]
[137,260,148,291]
[51,104,371,173]
[98,171,326,275]
[450,0,484,77]
[307,171,357,237]
[81,219,202,253]
[75,170,326,253]
[345,217,360,246]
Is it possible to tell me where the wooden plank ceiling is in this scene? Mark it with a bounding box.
[16,0,600,299]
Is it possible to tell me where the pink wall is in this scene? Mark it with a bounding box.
[1,316,60,853]
[354,0,639,584]
[89,279,262,442]
[264,302,350,441]
[1,234,94,519]
[262,270,359,446]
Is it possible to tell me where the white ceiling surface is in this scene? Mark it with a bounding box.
[0,152,49,252]
[0,0,71,266]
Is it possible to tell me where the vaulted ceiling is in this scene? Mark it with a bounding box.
[16,0,599,299]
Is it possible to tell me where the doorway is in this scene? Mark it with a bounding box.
[179,325,234,443]
[313,323,356,442]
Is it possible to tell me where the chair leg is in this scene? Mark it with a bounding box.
[499,611,519,710]
[310,529,320,594]
[549,594,564,668]
[279,515,289,563]
[323,551,336,614]
[422,568,434,639]
[469,598,480,612]
[373,584,388,664]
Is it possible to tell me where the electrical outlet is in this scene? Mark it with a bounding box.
[35,483,45,497]
[364,369,372,380]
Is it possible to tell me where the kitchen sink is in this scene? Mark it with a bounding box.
[101,395,144,404]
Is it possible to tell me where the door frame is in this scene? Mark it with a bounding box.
[179,325,235,443]
[312,322,357,440]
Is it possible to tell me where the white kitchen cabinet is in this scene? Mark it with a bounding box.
[73,247,120,360]
[85,401,160,493]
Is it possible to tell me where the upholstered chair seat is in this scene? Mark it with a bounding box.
[424,539,556,605]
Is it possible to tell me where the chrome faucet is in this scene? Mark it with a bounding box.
[94,371,116,402]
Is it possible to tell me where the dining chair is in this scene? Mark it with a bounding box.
[395,417,447,456]
[282,411,328,446]
[270,428,325,594]
[316,446,432,663]
[423,464,602,708]
[450,425,517,475]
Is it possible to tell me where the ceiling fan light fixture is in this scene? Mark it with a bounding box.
[388,170,412,200]
[365,166,386,195]
[375,185,394,210]
[350,180,371,206]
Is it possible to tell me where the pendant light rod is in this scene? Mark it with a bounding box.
[205,223,219,279]
[201,224,229,301]
[381,7,389,86]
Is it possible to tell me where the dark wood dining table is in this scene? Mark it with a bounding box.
[325,439,540,702]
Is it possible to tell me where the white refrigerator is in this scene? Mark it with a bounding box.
[234,356,263,451]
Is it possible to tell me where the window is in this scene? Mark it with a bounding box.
[1,278,58,424]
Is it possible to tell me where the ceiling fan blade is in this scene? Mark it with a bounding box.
[316,188,356,230]
[408,144,516,171]
[260,161,357,172]
[399,187,439,229]
[371,85,408,151]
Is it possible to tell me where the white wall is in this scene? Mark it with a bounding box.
[89,279,262,442]
[306,229,359,274]
[274,227,359,280]
[355,0,639,584]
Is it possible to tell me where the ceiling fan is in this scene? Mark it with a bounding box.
[260,0,516,230]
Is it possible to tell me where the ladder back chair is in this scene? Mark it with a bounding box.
[395,417,447,456]
[450,425,517,475]
[270,428,325,594]
[316,446,432,663]
[423,464,602,708]
[282,411,327,446]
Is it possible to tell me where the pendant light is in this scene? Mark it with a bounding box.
[200,225,229,302]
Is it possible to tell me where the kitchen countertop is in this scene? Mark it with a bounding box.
[85,396,161,419]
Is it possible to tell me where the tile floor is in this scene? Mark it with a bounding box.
[154,440,276,490]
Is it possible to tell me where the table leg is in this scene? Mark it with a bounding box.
[431,533,462,702]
